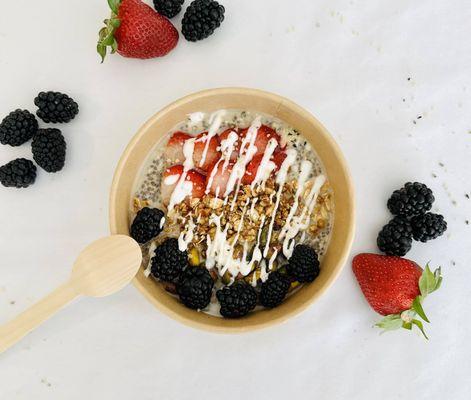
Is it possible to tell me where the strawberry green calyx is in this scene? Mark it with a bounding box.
[375,264,442,339]
[97,0,122,63]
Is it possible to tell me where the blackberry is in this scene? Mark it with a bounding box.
[260,271,291,308]
[31,128,66,173]
[181,0,225,42]
[177,266,214,309]
[0,110,38,146]
[0,158,37,188]
[34,91,79,123]
[287,245,320,282]
[130,207,165,244]
[151,238,188,282]
[411,213,447,242]
[216,282,257,318]
[153,0,184,18]
[387,182,434,218]
[377,216,413,256]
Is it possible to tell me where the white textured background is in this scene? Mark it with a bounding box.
[1,0,470,398]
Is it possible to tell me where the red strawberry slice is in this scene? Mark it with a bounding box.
[185,169,206,198]
[164,132,193,164]
[161,165,205,204]
[97,0,179,62]
[219,128,241,161]
[206,161,234,196]
[241,151,286,185]
[240,125,281,157]
[272,151,287,171]
[193,132,221,172]
[352,253,442,338]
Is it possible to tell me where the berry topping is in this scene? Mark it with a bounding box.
[219,128,240,161]
[240,125,281,157]
[242,150,286,185]
[97,0,179,61]
[153,0,184,18]
[411,213,447,242]
[387,182,434,218]
[130,207,165,244]
[34,91,79,123]
[216,281,258,318]
[206,161,233,196]
[377,216,413,256]
[177,266,214,309]
[0,110,38,146]
[161,165,206,204]
[352,253,442,338]
[260,271,291,308]
[164,132,193,164]
[151,238,188,282]
[31,128,66,173]
[193,132,221,172]
[286,245,320,283]
[181,0,225,42]
[0,158,37,188]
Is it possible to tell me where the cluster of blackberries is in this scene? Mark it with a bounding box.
[377,182,447,256]
[131,207,321,318]
[153,0,225,42]
[0,91,79,188]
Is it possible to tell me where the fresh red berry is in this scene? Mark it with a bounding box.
[240,125,281,157]
[161,165,205,204]
[219,128,241,161]
[206,161,233,196]
[97,0,179,62]
[193,132,221,172]
[164,132,193,164]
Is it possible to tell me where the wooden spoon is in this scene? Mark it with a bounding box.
[0,235,142,354]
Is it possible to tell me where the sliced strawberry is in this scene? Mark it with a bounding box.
[240,125,281,157]
[241,154,262,185]
[185,169,206,198]
[206,161,234,196]
[241,151,286,185]
[219,128,241,161]
[272,150,287,171]
[161,165,205,204]
[164,132,192,164]
[193,132,221,172]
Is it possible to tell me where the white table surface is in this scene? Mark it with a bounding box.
[1,0,470,398]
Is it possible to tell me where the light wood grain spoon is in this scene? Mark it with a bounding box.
[0,235,142,354]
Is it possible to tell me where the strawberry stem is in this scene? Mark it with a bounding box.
[97,1,122,62]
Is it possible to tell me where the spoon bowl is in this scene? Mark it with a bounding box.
[72,235,142,297]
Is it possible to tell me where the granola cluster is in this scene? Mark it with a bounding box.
[163,178,332,261]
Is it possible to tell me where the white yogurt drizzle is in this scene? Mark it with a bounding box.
[224,117,262,208]
[250,138,278,190]
[262,149,297,258]
[178,217,196,252]
[167,138,196,212]
[205,129,239,196]
[280,174,326,258]
[198,110,224,169]
[279,160,313,241]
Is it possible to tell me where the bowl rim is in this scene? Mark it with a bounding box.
[109,87,355,333]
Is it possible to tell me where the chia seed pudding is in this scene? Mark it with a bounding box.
[130,109,334,318]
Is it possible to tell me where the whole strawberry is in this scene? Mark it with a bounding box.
[97,0,179,62]
[352,253,442,338]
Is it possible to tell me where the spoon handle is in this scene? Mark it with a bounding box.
[0,281,78,354]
